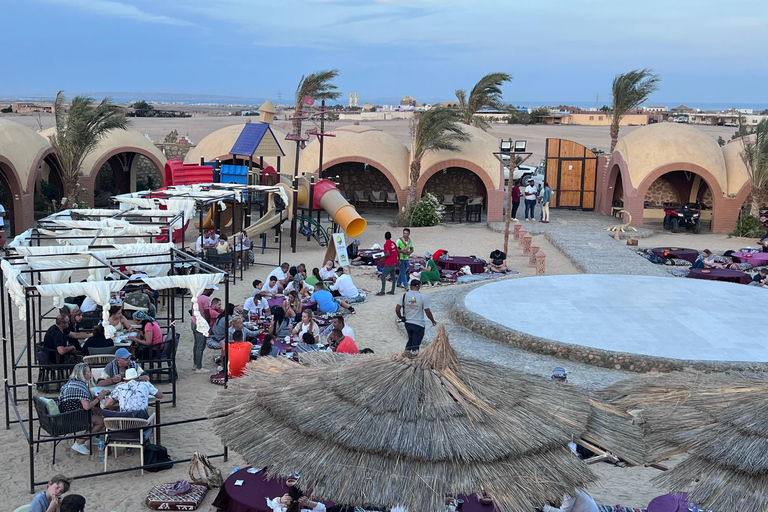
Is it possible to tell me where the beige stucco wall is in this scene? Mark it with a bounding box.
[722,137,751,195]
[420,124,502,190]
[0,118,51,193]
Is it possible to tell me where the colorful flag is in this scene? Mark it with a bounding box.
[302,95,315,106]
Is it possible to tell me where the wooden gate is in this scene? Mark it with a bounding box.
[545,138,598,210]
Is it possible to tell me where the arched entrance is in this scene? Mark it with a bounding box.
[641,170,714,231]
[91,150,164,206]
[322,161,398,208]
[0,157,25,237]
[0,164,15,238]
[421,167,488,211]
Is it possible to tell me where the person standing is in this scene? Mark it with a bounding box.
[395,279,437,352]
[396,228,414,289]
[541,182,552,223]
[376,231,398,296]
[510,181,521,221]
[190,284,217,373]
[524,178,537,221]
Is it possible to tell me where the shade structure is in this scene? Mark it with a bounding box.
[599,371,768,512]
[210,326,642,512]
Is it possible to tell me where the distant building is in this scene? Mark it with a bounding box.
[11,102,53,114]
[400,95,420,108]
[539,111,648,126]
[670,105,697,114]
[644,105,667,112]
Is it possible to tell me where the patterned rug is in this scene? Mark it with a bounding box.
[598,506,647,512]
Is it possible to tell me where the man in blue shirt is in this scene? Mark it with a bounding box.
[311,282,355,314]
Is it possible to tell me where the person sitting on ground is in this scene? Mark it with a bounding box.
[269,307,293,337]
[270,484,326,512]
[60,494,86,512]
[328,328,359,355]
[432,249,449,262]
[551,367,568,383]
[419,252,441,285]
[750,268,768,287]
[57,363,107,456]
[96,347,148,386]
[103,368,162,419]
[250,279,264,298]
[347,238,362,263]
[284,274,313,299]
[283,290,303,320]
[244,293,269,318]
[297,263,307,279]
[702,249,723,269]
[259,334,281,358]
[305,267,330,290]
[43,314,78,363]
[29,474,71,512]
[209,297,222,327]
[80,324,112,356]
[295,332,321,353]
[108,304,135,335]
[292,310,320,339]
[488,249,508,273]
[267,262,292,291]
[230,316,259,341]
[311,282,355,314]
[262,275,281,296]
[133,311,163,360]
[331,315,355,341]
[318,260,337,282]
[330,267,364,302]
[540,489,598,512]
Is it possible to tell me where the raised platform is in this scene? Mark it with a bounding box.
[459,274,768,372]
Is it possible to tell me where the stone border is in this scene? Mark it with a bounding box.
[451,281,768,373]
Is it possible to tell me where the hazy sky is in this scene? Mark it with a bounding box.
[2,0,766,106]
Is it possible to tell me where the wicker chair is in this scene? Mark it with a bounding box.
[35,344,75,392]
[83,354,115,367]
[369,191,385,208]
[34,396,92,464]
[87,346,118,356]
[205,248,233,273]
[103,413,156,475]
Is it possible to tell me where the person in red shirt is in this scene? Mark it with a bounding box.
[376,231,398,296]
[329,328,359,354]
[511,181,521,221]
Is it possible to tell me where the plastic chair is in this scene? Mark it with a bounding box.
[13,505,30,512]
[34,397,92,464]
[103,413,156,475]
[369,191,385,208]
[386,192,398,208]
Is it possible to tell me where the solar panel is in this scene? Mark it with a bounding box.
[230,123,269,157]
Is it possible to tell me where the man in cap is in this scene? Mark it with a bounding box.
[104,367,163,419]
[96,347,148,386]
[190,284,217,373]
[524,178,538,221]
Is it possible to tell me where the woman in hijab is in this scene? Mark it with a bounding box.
[420,252,441,285]
[133,311,163,359]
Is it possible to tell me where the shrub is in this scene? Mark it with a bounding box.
[730,214,764,238]
[409,193,444,227]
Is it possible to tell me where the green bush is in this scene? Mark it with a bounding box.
[409,193,444,227]
[730,214,764,238]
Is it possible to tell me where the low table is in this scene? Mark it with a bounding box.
[651,247,698,263]
[688,268,751,284]
[437,256,485,274]
[266,296,317,312]
[731,251,768,265]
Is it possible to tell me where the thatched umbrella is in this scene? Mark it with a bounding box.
[599,371,768,512]
[210,326,642,512]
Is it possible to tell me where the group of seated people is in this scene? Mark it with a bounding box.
[194,228,253,268]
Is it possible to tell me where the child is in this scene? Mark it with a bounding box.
[30,474,71,512]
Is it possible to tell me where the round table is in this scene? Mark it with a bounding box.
[731,251,768,265]
[213,468,494,512]
[267,296,317,312]
[437,256,485,274]
[688,268,751,284]
[647,493,692,512]
[651,247,699,263]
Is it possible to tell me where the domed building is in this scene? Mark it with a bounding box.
[601,123,752,233]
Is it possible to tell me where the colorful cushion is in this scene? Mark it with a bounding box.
[38,397,60,415]
[146,483,208,510]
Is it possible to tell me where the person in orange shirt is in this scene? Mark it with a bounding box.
[329,328,358,354]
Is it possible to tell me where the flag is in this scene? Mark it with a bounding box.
[302,95,315,106]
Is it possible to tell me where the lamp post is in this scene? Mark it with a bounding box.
[493,139,531,256]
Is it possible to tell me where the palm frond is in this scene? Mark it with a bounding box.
[295,69,340,105]
[413,107,470,160]
[610,68,660,120]
[460,72,512,129]
[740,120,768,189]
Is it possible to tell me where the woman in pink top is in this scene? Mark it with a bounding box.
[134,311,163,359]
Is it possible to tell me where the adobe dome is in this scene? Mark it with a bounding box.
[722,137,751,196]
[299,124,410,188]
[614,123,728,193]
[0,119,52,193]
[184,123,295,172]
[420,124,502,189]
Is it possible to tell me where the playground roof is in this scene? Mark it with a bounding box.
[230,123,286,158]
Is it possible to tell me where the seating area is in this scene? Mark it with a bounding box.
[441,194,484,222]
[351,190,399,209]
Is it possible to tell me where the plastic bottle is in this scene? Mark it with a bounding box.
[97,438,105,463]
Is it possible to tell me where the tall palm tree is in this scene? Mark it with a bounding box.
[740,119,768,217]
[407,107,471,210]
[609,68,660,153]
[455,72,512,130]
[293,69,340,136]
[48,91,128,201]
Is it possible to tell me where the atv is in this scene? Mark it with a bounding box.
[663,204,702,234]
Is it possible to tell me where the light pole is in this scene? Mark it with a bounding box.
[493,139,531,256]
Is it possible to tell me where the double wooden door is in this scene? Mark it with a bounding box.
[545,139,597,210]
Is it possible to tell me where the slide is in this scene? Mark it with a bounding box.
[296,177,366,237]
[244,183,292,239]
[194,202,244,230]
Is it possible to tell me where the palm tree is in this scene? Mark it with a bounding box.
[406,107,471,210]
[608,68,660,153]
[740,119,768,217]
[292,69,340,136]
[48,91,128,202]
[455,72,512,130]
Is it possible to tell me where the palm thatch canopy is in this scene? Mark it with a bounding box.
[598,371,768,512]
[210,326,643,512]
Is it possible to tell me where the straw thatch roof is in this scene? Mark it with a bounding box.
[210,326,643,512]
[598,371,768,512]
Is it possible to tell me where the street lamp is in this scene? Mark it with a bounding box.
[499,139,513,152]
[514,140,527,152]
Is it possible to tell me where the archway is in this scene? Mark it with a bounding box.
[641,170,714,231]
[91,149,164,206]
[611,167,624,208]
[421,167,487,209]
[322,161,398,208]
[0,157,25,237]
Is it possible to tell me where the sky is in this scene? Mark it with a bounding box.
[1,0,767,107]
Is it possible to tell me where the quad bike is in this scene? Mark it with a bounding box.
[663,204,701,234]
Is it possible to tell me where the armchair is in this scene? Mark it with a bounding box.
[34,396,92,464]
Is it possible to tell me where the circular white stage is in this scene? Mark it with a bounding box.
[465,274,768,364]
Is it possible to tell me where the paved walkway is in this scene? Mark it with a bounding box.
[489,210,670,277]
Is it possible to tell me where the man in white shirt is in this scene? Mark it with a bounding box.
[524,179,538,221]
[267,262,291,291]
[195,229,217,252]
[262,276,280,295]
[332,315,354,341]
[244,294,269,317]
[80,296,98,313]
[318,261,336,282]
[330,267,362,301]
[541,490,598,512]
